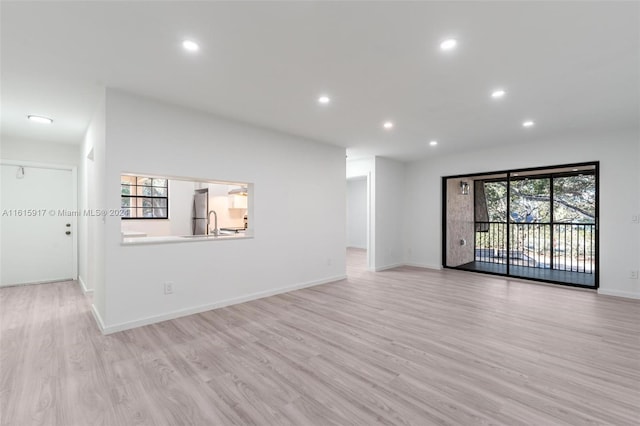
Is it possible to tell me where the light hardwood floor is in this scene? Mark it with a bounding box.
[1,248,639,425]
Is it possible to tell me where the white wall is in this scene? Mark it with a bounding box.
[347,157,375,179]
[404,130,640,298]
[89,89,346,332]
[347,177,367,249]
[78,137,90,293]
[374,157,405,270]
[78,92,106,313]
[0,137,79,166]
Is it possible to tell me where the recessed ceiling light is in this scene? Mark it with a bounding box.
[318,95,330,105]
[522,120,535,128]
[27,115,53,124]
[440,38,457,51]
[383,121,394,129]
[572,168,579,172]
[182,40,200,52]
[513,173,519,177]
[491,89,506,99]
[429,140,438,146]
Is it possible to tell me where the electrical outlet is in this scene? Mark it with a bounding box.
[630,271,639,280]
[632,215,640,224]
[326,258,332,266]
[164,282,174,294]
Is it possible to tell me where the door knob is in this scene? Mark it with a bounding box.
[65,231,71,235]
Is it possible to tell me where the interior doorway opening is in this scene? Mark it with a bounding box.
[442,162,598,288]
[346,175,371,272]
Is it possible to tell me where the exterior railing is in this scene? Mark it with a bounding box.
[475,222,595,274]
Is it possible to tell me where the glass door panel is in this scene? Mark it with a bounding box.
[443,162,598,288]
[509,175,551,277]
[552,173,596,275]
[474,176,508,272]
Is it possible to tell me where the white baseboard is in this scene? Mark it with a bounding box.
[0,278,73,288]
[91,304,106,333]
[98,274,347,335]
[597,288,640,300]
[78,276,93,295]
[404,262,443,270]
[374,263,404,272]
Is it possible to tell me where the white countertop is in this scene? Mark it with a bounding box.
[122,233,252,246]
[122,231,148,238]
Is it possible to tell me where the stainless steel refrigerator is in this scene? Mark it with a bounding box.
[192,188,208,235]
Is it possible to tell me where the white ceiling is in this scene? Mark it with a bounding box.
[1,1,638,161]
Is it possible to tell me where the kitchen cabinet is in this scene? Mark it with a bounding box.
[229,194,248,209]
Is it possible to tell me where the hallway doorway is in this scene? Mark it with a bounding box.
[346,175,371,270]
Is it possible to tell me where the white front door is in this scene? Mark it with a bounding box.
[1,164,75,286]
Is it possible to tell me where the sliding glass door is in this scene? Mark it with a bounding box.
[442,162,598,288]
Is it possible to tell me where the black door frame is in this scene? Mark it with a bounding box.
[441,161,599,289]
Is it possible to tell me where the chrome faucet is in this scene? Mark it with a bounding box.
[208,210,219,236]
